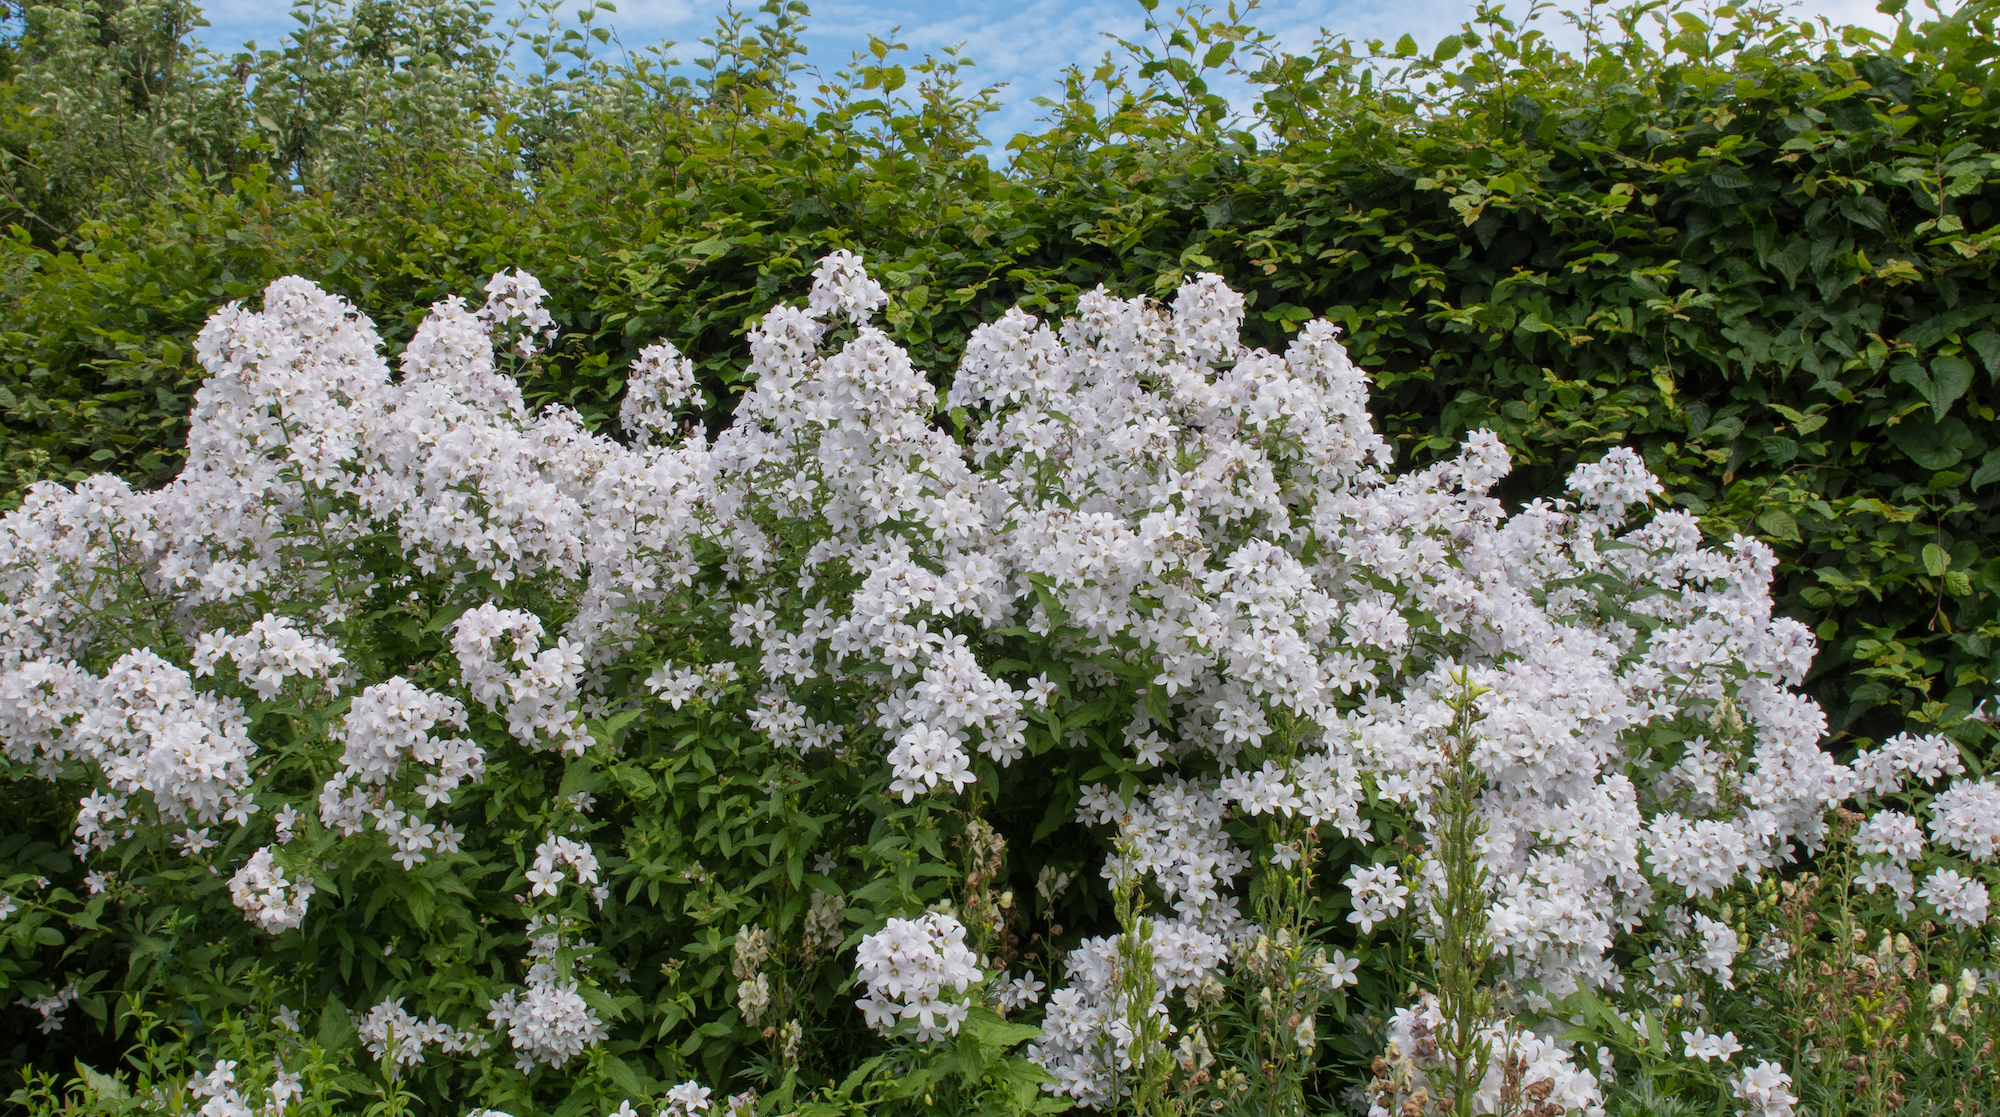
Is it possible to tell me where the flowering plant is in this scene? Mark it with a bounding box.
[3,251,1999,1117]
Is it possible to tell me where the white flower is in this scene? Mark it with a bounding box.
[1732,1060,1798,1117]
[1682,1026,1742,1062]
[991,972,1046,1013]
[1920,867,1990,929]
[662,1081,713,1116]
[1318,949,1360,990]
[1344,864,1408,935]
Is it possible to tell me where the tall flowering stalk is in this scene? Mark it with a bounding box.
[1429,670,1497,1117]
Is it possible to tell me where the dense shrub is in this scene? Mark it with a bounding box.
[7,246,1995,1117]
[4,1,2000,1114]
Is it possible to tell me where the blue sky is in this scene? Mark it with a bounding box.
[188,0,1900,150]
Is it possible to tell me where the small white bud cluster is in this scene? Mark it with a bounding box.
[733,923,774,1025]
[802,891,846,957]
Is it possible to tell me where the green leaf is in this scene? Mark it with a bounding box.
[1755,508,1799,542]
[1970,450,2000,492]
[1033,783,1077,843]
[1838,194,1889,232]
[1886,416,1971,471]
[1432,34,1464,61]
[1899,307,1989,349]
[601,1052,648,1095]
[75,1062,128,1101]
[1968,331,2000,382]
[1201,42,1233,68]
[317,995,355,1051]
[1709,166,1750,190]
[1923,543,1949,577]
[962,1006,1042,1050]
[1924,355,1975,417]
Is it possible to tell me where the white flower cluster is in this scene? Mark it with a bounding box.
[452,604,588,752]
[1830,732,1995,929]
[0,649,258,856]
[1731,1060,1798,1117]
[620,340,702,443]
[228,846,315,933]
[645,660,738,710]
[485,968,609,1072]
[991,971,1046,1014]
[317,677,480,867]
[1690,913,1742,989]
[357,997,489,1065]
[1029,912,1233,1106]
[1929,779,2000,861]
[806,248,888,321]
[478,269,558,359]
[1376,993,1605,1117]
[1682,1026,1742,1062]
[13,982,77,1034]
[1079,778,1251,922]
[1851,732,1964,794]
[183,1057,305,1117]
[527,832,604,905]
[190,1059,255,1117]
[190,613,348,701]
[1919,868,1990,929]
[648,1081,756,1117]
[1344,864,1411,936]
[487,832,609,1071]
[853,912,982,1041]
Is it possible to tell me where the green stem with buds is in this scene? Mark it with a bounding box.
[1431,668,1495,1117]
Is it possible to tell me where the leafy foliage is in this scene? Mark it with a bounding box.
[5,0,2000,1112]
